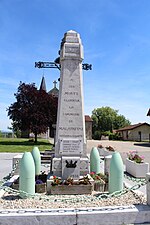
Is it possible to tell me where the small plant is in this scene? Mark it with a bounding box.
[106,145,115,152]
[36,179,43,184]
[97,144,103,148]
[90,172,108,184]
[127,151,144,163]
[35,171,47,183]
[51,176,62,186]
[79,175,91,185]
[64,177,74,185]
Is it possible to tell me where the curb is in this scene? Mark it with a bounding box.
[0,205,150,225]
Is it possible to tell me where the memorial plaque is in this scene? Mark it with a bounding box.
[60,139,83,155]
[62,156,80,180]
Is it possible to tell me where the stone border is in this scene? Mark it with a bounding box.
[0,175,150,224]
[0,205,150,224]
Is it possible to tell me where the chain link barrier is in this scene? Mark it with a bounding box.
[124,173,148,191]
[0,162,148,204]
[124,173,146,183]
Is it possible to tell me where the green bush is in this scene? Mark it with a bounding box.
[109,132,121,140]
[93,130,102,140]
[101,131,112,137]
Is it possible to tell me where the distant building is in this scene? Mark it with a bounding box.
[116,123,150,141]
[39,76,47,92]
[85,115,93,140]
[48,80,59,98]
[147,109,150,117]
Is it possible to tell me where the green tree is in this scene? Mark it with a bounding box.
[91,106,131,140]
[7,82,58,143]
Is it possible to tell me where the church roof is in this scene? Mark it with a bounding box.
[48,80,59,97]
[48,87,59,97]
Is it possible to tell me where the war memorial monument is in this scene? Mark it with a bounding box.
[1,30,150,225]
[52,30,89,179]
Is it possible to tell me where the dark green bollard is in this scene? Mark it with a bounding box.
[19,152,35,198]
[90,147,101,173]
[31,146,41,175]
[109,152,124,194]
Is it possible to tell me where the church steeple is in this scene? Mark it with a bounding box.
[39,76,46,92]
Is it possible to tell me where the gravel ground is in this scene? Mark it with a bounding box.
[0,190,146,209]
[0,140,149,210]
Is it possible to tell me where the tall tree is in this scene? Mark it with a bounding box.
[7,82,58,143]
[91,106,131,139]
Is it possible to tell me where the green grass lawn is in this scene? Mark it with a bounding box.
[0,138,53,153]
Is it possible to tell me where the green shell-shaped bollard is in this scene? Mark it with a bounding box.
[109,152,124,194]
[19,152,35,198]
[31,146,41,175]
[90,147,101,174]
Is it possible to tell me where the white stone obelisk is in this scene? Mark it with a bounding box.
[53,30,89,178]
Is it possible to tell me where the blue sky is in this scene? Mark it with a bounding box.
[1,0,150,131]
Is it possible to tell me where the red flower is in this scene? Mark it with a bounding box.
[90,172,95,175]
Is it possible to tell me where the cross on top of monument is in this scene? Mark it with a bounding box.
[53,80,57,88]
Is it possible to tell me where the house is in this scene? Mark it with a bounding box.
[116,123,150,141]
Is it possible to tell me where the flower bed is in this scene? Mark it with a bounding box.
[126,151,149,178]
[126,158,149,178]
[97,145,115,157]
[11,173,47,193]
[90,172,108,192]
[50,176,93,195]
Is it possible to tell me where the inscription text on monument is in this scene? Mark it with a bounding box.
[60,139,83,155]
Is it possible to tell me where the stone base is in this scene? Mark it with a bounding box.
[12,154,22,175]
[35,183,46,193]
[93,181,105,192]
[52,156,89,177]
[50,184,92,195]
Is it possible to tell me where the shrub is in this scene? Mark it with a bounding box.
[93,130,102,140]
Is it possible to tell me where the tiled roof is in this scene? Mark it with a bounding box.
[116,122,150,132]
[48,87,59,97]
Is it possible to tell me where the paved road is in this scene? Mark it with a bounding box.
[0,153,20,181]
[1,140,150,181]
[87,140,150,165]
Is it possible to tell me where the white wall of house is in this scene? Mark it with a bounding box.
[121,125,150,141]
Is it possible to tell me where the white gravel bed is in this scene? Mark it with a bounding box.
[0,191,146,209]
